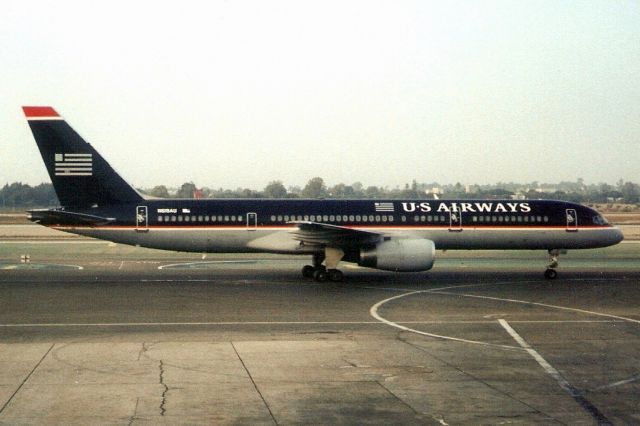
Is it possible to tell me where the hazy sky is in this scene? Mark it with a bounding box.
[2,0,639,190]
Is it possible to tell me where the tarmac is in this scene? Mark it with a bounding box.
[0,225,639,424]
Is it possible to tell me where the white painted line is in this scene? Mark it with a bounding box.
[158,260,257,270]
[369,289,522,350]
[498,319,612,424]
[434,291,640,324]
[499,319,570,386]
[0,240,105,244]
[0,319,622,328]
[591,373,640,391]
[0,263,83,270]
[0,321,396,327]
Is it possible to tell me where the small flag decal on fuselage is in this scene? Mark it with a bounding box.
[54,153,92,176]
[374,202,394,212]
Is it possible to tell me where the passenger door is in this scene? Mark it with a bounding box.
[246,212,257,231]
[136,205,148,232]
[449,211,463,232]
[565,209,578,232]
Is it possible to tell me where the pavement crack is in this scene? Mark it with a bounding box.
[231,342,278,425]
[138,342,149,361]
[0,343,54,415]
[127,397,140,426]
[159,360,169,416]
[375,380,422,417]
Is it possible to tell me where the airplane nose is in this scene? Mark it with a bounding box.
[611,227,624,244]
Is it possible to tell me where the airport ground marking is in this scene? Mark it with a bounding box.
[0,319,623,328]
[158,260,259,269]
[498,319,613,425]
[369,284,524,351]
[433,290,640,324]
[591,373,640,391]
[368,278,638,351]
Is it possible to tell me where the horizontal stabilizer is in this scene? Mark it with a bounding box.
[27,209,116,226]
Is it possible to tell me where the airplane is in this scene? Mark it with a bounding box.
[22,106,624,281]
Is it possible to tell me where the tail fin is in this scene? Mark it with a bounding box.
[23,106,143,208]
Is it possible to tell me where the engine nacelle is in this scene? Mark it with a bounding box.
[358,239,436,272]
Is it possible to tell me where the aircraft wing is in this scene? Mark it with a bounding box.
[289,221,382,248]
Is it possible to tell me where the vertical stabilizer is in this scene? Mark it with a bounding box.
[23,106,143,208]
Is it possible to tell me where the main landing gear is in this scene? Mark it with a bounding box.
[301,248,345,282]
[544,249,560,279]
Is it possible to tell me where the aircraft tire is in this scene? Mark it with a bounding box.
[302,265,315,278]
[544,268,558,280]
[328,269,344,282]
[313,269,328,282]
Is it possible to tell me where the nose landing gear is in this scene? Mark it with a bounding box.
[544,249,560,279]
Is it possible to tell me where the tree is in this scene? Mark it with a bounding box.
[176,182,197,198]
[263,181,287,198]
[302,177,327,198]
[621,182,640,204]
[329,183,356,198]
[148,185,170,198]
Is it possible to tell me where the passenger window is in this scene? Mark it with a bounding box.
[330,215,335,221]
[184,216,190,222]
[369,215,374,222]
[388,216,394,222]
[178,216,183,222]
[401,215,406,222]
[158,216,163,222]
[277,215,283,222]
[205,215,209,221]
[356,215,361,221]
[349,215,355,222]
[170,216,176,222]
[323,215,329,221]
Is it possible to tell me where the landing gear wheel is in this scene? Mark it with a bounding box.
[328,269,344,282]
[544,268,558,280]
[313,269,328,282]
[302,265,315,278]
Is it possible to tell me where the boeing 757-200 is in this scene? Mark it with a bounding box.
[23,106,623,281]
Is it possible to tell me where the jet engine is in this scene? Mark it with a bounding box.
[358,239,436,272]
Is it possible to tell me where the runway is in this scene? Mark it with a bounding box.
[0,240,639,424]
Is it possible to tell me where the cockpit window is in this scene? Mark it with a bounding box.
[592,215,609,226]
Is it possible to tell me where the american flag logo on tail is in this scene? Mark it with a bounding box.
[374,202,394,212]
[54,153,93,176]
